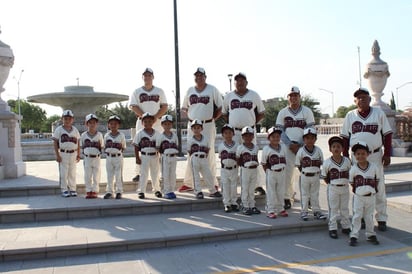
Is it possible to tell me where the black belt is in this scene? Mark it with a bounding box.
[60,149,75,153]
[84,154,100,158]
[271,167,284,172]
[243,165,258,169]
[107,153,122,157]
[371,148,381,153]
[141,151,157,156]
[333,184,346,187]
[193,154,207,158]
[302,172,319,177]
[189,118,213,123]
[363,193,372,196]
[234,125,255,131]
[222,164,237,170]
[163,154,177,157]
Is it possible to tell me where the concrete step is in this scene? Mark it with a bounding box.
[0,207,327,262]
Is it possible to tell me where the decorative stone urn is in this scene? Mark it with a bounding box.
[363,40,391,112]
[0,27,14,112]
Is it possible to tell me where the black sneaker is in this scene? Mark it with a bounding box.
[361,218,366,229]
[378,221,387,231]
[155,191,162,198]
[254,187,266,196]
[209,191,222,198]
[314,212,327,220]
[243,207,252,215]
[329,230,338,239]
[196,192,204,199]
[349,237,357,246]
[251,207,261,214]
[115,193,122,199]
[103,193,112,199]
[138,192,145,199]
[284,199,292,209]
[367,235,380,245]
[224,206,232,213]
[231,204,240,212]
[132,175,140,182]
[301,212,309,221]
[341,228,351,235]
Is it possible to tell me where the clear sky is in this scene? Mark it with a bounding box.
[1,0,412,117]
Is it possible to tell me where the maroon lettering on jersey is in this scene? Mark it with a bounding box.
[329,168,349,180]
[268,154,286,165]
[353,174,377,189]
[105,140,122,150]
[60,133,78,144]
[220,150,236,161]
[230,99,253,110]
[83,139,101,150]
[301,156,321,168]
[351,121,378,135]
[160,140,178,153]
[139,137,156,150]
[189,94,210,105]
[139,93,160,103]
[241,152,258,164]
[190,143,209,154]
[284,117,306,129]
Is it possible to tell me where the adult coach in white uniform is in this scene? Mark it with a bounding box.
[129,68,168,182]
[179,67,223,192]
[341,87,392,231]
[275,86,315,209]
[222,72,265,194]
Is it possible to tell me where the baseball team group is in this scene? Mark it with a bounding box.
[52,67,392,246]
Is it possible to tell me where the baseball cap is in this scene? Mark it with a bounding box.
[221,124,234,134]
[351,141,369,153]
[194,67,206,75]
[241,126,255,135]
[234,72,247,81]
[353,87,370,97]
[142,68,154,75]
[328,136,343,147]
[141,112,154,120]
[288,86,300,96]
[85,113,98,123]
[303,127,317,137]
[62,109,74,117]
[161,114,173,123]
[267,126,282,138]
[190,119,203,127]
[108,115,121,123]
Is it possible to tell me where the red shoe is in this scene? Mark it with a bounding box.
[279,210,289,217]
[178,185,194,192]
[91,192,98,198]
[267,212,277,219]
[85,192,93,199]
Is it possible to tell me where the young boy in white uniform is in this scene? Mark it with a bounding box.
[157,114,179,199]
[321,136,351,239]
[52,110,80,197]
[261,127,288,219]
[218,124,239,212]
[103,115,126,199]
[295,127,326,221]
[81,114,104,199]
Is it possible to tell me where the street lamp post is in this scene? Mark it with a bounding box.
[396,82,412,111]
[13,69,24,125]
[227,74,233,92]
[318,88,335,118]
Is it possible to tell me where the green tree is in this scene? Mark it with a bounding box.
[96,102,137,129]
[8,99,47,133]
[390,92,396,111]
[41,114,61,133]
[336,105,357,118]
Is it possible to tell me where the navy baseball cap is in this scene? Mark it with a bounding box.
[352,141,369,153]
[161,114,173,123]
[234,72,247,81]
[62,109,74,117]
[353,88,370,97]
[141,112,155,120]
[328,136,343,147]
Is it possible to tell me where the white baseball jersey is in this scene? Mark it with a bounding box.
[236,144,259,168]
[349,162,381,196]
[341,107,392,152]
[222,89,265,128]
[321,156,351,185]
[157,132,179,155]
[276,105,315,144]
[218,141,238,168]
[182,84,223,121]
[295,145,323,173]
[80,132,104,156]
[104,132,126,155]
[261,144,287,171]
[52,125,80,151]
[218,141,239,206]
[133,129,159,154]
[188,135,210,156]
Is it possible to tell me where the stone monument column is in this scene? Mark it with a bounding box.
[0,26,26,179]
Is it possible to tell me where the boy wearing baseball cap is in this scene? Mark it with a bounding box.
[187,119,222,199]
[321,136,352,239]
[295,127,326,221]
[261,127,288,218]
[349,142,381,246]
[103,115,126,199]
[236,126,261,215]
[52,110,80,197]
[218,124,239,212]
[81,114,104,199]
[156,114,179,199]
